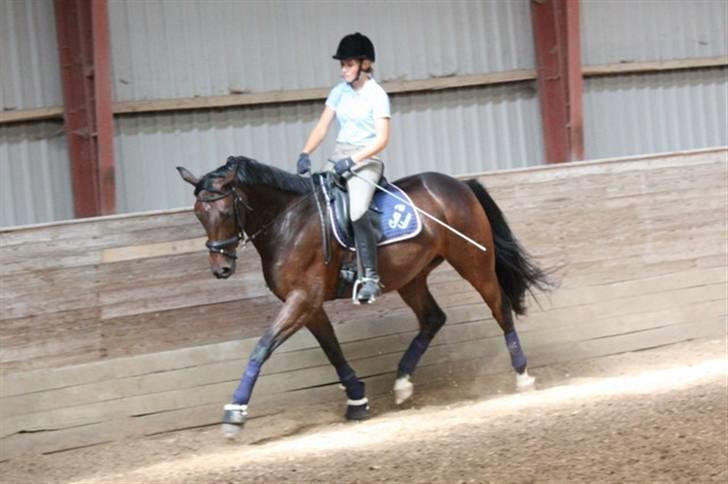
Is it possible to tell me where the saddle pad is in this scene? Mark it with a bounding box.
[329,182,423,250]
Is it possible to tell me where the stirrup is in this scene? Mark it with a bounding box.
[352,277,382,305]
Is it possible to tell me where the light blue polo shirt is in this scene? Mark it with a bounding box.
[326,79,391,147]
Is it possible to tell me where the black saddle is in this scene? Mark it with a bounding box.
[314,172,383,249]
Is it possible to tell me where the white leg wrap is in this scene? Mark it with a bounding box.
[224,403,248,416]
[347,397,369,406]
[516,369,536,391]
[394,375,414,405]
[222,404,248,439]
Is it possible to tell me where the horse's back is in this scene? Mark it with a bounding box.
[392,171,477,209]
[391,170,494,247]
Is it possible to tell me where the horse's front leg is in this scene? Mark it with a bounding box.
[223,290,315,438]
[307,309,369,421]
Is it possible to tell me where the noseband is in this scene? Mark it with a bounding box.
[202,189,250,260]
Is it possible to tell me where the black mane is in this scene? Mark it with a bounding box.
[196,156,312,196]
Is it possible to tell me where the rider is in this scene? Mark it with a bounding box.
[296,32,391,304]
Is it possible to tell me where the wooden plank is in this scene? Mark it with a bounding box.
[583,56,728,76]
[0,356,490,457]
[3,293,723,429]
[0,308,102,373]
[100,237,206,263]
[3,302,723,450]
[0,266,100,320]
[470,149,725,185]
[1,152,724,369]
[0,211,201,275]
[0,106,64,124]
[3,58,724,126]
[113,70,538,115]
[96,258,271,320]
[2,307,723,444]
[0,421,112,458]
[4,320,724,459]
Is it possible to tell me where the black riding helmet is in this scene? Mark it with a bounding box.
[333,32,375,62]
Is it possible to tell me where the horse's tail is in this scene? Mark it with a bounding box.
[465,179,552,315]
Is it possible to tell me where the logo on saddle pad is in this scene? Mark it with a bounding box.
[388,204,413,230]
[327,182,422,250]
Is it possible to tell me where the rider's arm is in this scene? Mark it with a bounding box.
[302,106,336,155]
[352,117,390,164]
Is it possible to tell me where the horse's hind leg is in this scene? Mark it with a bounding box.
[447,252,535,391]
[394,274,447,405]
[307,309,369,420]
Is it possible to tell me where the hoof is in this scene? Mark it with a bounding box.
[345,399,370,421]
[393,375,414,405]
[222,423,242,439]
[516,370,536,392]
[222,403,247,438]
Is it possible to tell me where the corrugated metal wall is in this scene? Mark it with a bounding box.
[583,68,728,159]
[0,122,73,227]
[2,0,727,227]
[581,0,728,159]
[108,0,534,100]
[110,0,543,213]
[0,0,72,228]
[581,0,727,65]
[0,0,63,110]
[116,82,543,213]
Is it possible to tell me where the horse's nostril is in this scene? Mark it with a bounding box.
[213,267,232,279]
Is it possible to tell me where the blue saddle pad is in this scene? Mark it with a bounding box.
[329,182,422,250]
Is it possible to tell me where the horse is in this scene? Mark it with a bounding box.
[177,155,551,437]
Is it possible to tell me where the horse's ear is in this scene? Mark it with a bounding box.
[220,165,238,187]
[177,166,199,186]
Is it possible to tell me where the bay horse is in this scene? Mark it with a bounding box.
[177,156,550,437]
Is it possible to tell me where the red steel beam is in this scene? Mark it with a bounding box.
[531,0,584,163]
[91,0,116,214]
[54,0,116,218]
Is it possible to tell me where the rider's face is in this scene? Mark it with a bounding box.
[340,59,361,83]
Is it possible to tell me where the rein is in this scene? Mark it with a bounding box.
[202,187,314,260]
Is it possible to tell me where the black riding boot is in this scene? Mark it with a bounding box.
[352,212,381,304]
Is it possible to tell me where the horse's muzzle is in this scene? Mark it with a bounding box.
[213,266,234,279]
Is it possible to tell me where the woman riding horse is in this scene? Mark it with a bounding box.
[297,32,389,304]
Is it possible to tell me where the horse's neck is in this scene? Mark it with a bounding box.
[240,184,298,240]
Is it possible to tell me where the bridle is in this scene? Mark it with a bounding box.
[201,188,250,260]
[200,181,315,261]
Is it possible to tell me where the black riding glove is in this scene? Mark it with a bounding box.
[333,157,356,178]
[297,153,311,175]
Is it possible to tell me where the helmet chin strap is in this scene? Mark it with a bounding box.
[348,61,364,87]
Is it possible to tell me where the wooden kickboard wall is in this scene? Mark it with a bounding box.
[1,149,726,458]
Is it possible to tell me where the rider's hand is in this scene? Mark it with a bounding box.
[333,157,356,177]
[297,153,311,175]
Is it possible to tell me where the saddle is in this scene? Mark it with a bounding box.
[313,172,422,250]
[311,172,422,297]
